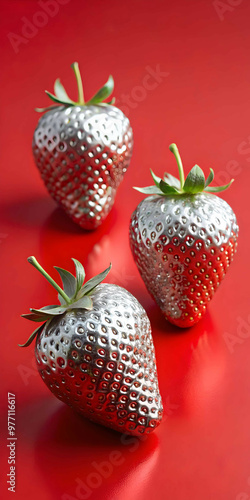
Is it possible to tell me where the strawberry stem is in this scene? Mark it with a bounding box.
[169,143,185,190]
[71,62,84,105]
[27,256,71,305]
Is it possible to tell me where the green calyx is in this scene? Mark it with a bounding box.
[35,62,115,113]
[19,257,111,347]
[134,143,234,196]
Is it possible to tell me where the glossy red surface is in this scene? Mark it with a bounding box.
[1,1,250,499]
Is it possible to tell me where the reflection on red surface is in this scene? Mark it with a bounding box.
[147,306,225,417]
[40,204,137,294]
[184,327,226,416]
[34,404,159,500]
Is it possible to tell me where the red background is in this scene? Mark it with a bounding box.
[1,0,250,499]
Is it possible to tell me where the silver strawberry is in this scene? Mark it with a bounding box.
[32,63,133,230]
[20,257,163,436]
[129,144,238,328]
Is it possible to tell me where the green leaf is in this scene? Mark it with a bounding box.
[164,173,181,189]
[86,75,114,105]
[54,79,74,103]
[19,323,45,348]
[133,145,235,200]
[133,185,163,195]
[205,179,234,193]
[35,105,61,113]
[205,168,214,188]
[40,305,63,311]
[183,165,205,194]
[21,313,49,322]
[27,256,71,306]
[78,264,112,298]
[21,257,115,337]
[72,259,85,294]
[159,180,180,195]
[150,170,162,188]
[54,266,77,299]
[30,306,66,316]
[107,97,116,105]
[69,295,93,310]
[45,90,74,106]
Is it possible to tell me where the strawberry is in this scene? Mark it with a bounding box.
[129,143,238,328]
[32,63,133,230]
[20,257,163,435]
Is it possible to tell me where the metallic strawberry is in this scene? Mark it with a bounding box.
[20,257,163,436]
[129,144,238,328]
[32,63,133,230]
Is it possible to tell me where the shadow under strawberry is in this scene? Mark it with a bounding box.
[0,195,55,229]
[147,302,212,336]
[38,205,119,282]
[46,203,119,234]
[39,201,135,297]
[147,305,226,419]
[34,402,160,500]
